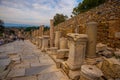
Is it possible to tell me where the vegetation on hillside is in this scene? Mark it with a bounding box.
[72,0,106,15]
[0,19,5,35]
[53,13,68,26]
[24,26,39,32]
[44,26,50,31]
[24,26,50,32]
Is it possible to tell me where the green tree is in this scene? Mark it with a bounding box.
[53,13,68,26]
[72,0,106,15]
[44,26,50,31]
[0,19,5,34]
[25,26,39,32]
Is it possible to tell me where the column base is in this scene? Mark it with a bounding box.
[66,60,81,70]
[69,70,80,80]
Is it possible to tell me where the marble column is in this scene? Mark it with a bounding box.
[55,31,61,49]
[38,37,42,49]
[35,30,37,37]
[41,36,49,51]
[37,30,39,36]
[59,37,68,49]
[86,21,98,58]
[50,19,54,47]
[66,33,88,70]
[36,37,39,46]
[41,25,44,37]
[33,30,36,44]
[56,37,69,59]
[39,25,44,37]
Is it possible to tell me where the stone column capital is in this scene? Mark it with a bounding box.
[67,33,88,42]
[42,36,50,39]
[86,21,98,27]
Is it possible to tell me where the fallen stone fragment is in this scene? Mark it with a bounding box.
[101,58,120,79]
[96,43,107,53]
[81,65,103,80]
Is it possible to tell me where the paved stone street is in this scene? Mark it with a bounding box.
[0,40,68,80]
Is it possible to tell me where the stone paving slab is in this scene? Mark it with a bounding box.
[38,71,58,80]
[7,68,25,78]
[38,65,60,74]
[38,71,68,80]
[25,65,52,76]
[13,62,30,69]
[30,61,41,67]
[0,40,69,80]
[0,66,6,72]
[0,58,11,66]
[0,54,8,59]
[12,76,37,80]
[39,56,55,65]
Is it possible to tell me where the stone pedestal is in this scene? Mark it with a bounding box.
[57,49,69,59]
[47,47,58,55]
[69,70,80,80]
[56,37,69,59]
[86,22,98,58]
[66,33,88,70]
[59,37,68,49]
[41,36,49,52]
[38,37,42,49]
[50,19,54,47]
[80,65,103,80]
[40,25,44,36]
[55,31,61,49]
[36,37,39,46]
[32,38,36,44]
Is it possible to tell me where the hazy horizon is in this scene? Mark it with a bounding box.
[0,0,83,26]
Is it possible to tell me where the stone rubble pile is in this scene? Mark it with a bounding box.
[96,43,114,58]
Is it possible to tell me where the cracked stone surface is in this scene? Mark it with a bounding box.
[0,40,69,80]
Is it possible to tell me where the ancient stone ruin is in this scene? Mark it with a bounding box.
[0,0,120,80]
[25,0,120,80]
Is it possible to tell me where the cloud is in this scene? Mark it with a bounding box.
[0,0,83,26]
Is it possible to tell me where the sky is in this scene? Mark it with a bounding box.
[0,0,83,26]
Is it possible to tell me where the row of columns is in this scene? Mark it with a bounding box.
[49,20,102,80]
[49,21,97,58]
[30,20,98,59]
[29,20,102,80]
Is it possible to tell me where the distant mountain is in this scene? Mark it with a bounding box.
[4,23,38,28]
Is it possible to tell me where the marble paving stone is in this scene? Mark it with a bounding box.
[30,61,41,67]
[0,66,6,72]
[38,72,58,80]
[39,57,55,65]
[38,65,59,74]
[12,76,37,80]
[25,65,51,76]
[0,54,8,59]
[0,58,11,66]
[7,68,25,78]
[22,58,38,64]
[21,55,38,61]
[13,62,30,69]
[0,40,68,80]
[38,71,67,80]
[55,71,68,79]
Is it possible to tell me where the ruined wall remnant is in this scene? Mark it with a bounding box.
[46,0,120,48]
